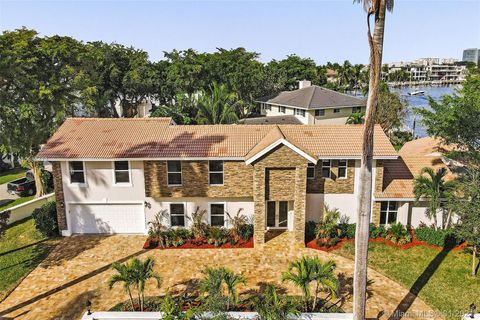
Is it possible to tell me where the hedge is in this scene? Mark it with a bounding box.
[414,227,461,248]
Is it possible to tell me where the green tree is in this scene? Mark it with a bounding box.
[108,259,137,310]
[151,93,197,124]
[163,49,206,97]
[417,67,480,159]
[346,112,365,124]
[413,167,457,230]
[200,267,245,311]
[352,1,394,319]
[196,83,239,124]
[268,55,320,90]
[281,256,338,311]
[450,166,480,277]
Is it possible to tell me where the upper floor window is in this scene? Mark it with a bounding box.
[295,108,305,117]
[380,201,398,226]
[167,161,182,186]
[209,160,224,185]
[279,106,286,113]
[321,160,331,178]
[352,106,362,114]
[210,203,225,226]
[315,109,325,117]
[170,203,185,227]
[114,161,131,184]
[307,163,315,179]
[333,108,341,113]
[338,160,348,179]
[69,161,85,184]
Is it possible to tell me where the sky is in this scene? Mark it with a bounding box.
[0,0,479,65]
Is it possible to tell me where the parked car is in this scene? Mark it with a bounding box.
[7,170,53,197]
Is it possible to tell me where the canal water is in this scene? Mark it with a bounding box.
[390,85,459,138]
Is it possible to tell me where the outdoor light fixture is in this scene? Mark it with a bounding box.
[86,300,92,315]
[470,303,477,319]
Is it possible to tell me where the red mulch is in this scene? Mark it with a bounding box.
[307,236,467,252]
[143,237,254,250]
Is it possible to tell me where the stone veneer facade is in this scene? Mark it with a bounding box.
[372,160,384,225]
[306,160,355,194]
[52,162,67,230]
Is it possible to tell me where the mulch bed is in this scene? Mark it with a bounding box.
[143,237,254,249]
[307,236,467,252]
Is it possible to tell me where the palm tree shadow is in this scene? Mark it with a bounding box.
[387,247,452,320]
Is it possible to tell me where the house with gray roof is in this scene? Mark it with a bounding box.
[255,80,366,125]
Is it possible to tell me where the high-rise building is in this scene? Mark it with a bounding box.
[462,48,480,64]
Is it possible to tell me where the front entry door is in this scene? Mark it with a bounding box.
[266,201,289,229]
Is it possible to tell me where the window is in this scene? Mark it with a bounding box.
[321,160,331,178]
[264,104,272,111]
[380,201,398,226]
[315,109,325,117]
[210,203,225,226]
[114,161,130,184]
[69,161,85,184]
[266,201,289,228]
[307,163,315,179]
[279,106,286,113]
[333,108,341,113]
[352,106,362,113]
[209,160,224,185]
[294,108,305,117]
[170,203,185,227]
[338,160,348,179]
[167,161,182,185]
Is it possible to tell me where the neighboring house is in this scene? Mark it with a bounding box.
[36,118,449,245]
[255,81,365,125]
[374,137,457,228]
[238,115,302,125]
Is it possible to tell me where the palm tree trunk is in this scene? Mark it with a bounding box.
[137,290,142,311]
[354,1,387,320]
[127,287,135,311]
[312,282,320,311]
[472,245,477,277]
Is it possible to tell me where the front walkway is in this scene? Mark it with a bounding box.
[0,233,438,320]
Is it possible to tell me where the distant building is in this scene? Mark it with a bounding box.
[462,48,480,65]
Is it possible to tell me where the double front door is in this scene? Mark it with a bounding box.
[266,201,289,228]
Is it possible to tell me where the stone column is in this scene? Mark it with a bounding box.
[52,162,67,231]
[253,167,266,246]
[293,165,307,244]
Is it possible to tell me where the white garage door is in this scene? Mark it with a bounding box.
[69,203,145,234]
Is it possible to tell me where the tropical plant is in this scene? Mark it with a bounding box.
[315,205,341,239]
[222,269,246,310]
[414,167,457,230]
[147,209,168,237]
[254,284,300,320]
[352,2,395,317]
[281,256,339,311]
[108,257,162,311]
[159,293,197,319]
[346,112,365,124]
[196,83,239,124]
[207,227,230,247]
[386,222,411,244]
[226,208,248,242]
[188,207,209,238]
[199,267,245,311]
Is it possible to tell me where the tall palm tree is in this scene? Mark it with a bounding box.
[132,256,162,311]
[414,167,456,230]
[352,1,394,319]
[108,260,137,311]
[281,256,339,311]
[196,83,239,124]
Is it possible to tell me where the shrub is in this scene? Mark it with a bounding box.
[148,209,168,237]
[157,228,193,248]
[32,201,58,237]
[207,227,229,247]
[254,284,300,320]
[415,226,461,248]
[226,208,249,242]
[370,225,387,239]
[344,223,356,239]
[188,207,209,238]
[238,223,254,241]
[305,221,317,241]
[386,223,411,244]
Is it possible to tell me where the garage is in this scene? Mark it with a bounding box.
[69,203,145,234]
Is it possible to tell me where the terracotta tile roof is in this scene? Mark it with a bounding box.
[37,118,397,160]
[258,85,365,110]
[399,137,457,157]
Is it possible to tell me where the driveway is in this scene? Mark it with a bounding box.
[0,234,437,320]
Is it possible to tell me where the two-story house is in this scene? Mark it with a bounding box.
[255,81,366,125]
[37,118,451,245]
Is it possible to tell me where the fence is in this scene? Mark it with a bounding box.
[1,193,55,225]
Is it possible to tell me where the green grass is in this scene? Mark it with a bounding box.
[0,218,58,301]
[0,196,35,211]
[336,242,479,318]
[0,168,27,185]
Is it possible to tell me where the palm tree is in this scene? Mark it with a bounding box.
[254,284,300,320]
[132,256,162,311]
[352,1,394,319]
[200,266,246,311]
[108,260,137,311]
[281,256,339,311]
[346,112,365,124]
[196,83,239,124]
[414,167,456,230]
[223,269,246,310]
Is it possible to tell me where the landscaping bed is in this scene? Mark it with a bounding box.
[144,236,253,249]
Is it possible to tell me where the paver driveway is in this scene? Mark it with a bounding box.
[0,233,438,320]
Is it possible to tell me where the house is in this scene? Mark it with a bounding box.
[37,118,450,245]
[255,81,365,125]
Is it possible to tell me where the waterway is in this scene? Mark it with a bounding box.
[390,85,459,138]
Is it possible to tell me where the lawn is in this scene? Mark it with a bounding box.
[0,168,27,185]
[336,242,478,318]
[0,196,35,211]
[0,218,58,301]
